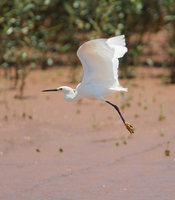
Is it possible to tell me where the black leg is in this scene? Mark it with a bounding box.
[106,100,135,134]
[106,101,125,124]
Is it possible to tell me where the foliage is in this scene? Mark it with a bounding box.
[0,0,175,97]
[163,0,175,83]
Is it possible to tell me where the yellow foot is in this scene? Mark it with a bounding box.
[125,122,135,134]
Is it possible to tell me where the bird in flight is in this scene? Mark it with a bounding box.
[42,35,134,134]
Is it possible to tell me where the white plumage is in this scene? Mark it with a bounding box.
[71,35,127,101]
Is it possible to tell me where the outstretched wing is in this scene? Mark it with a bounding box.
[77,35,127,90]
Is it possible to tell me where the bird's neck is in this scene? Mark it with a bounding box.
[64,87,77,101]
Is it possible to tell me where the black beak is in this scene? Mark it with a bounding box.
[42,89,58,92]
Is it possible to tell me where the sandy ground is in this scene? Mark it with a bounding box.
[0,67,175,200]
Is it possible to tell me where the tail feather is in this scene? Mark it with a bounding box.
[110,86,128,92]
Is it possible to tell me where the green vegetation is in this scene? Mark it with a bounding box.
[76,108,80,114]
[115,142,119,146]
[143,105,148,110]
[28,115,33,119]
[4,114,8,121]
[59,148,63,152]
[134,114,139,118]
[123,140,127,145]
[164,141,171,156]
[36,148,40,152]
[158,104,166,121]
[92,113,98,129]
[165,149,170,156]
[1,0,175,97]
[22,112,26,118]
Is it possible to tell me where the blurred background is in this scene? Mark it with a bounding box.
[0,0,175,97]
[1,1,175,199]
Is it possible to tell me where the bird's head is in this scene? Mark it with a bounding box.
[42,86,74,94]
[42,86,76,101]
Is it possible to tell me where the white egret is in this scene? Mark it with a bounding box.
[42,35,134,134]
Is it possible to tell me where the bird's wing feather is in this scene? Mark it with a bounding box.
[77,35,127,89]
